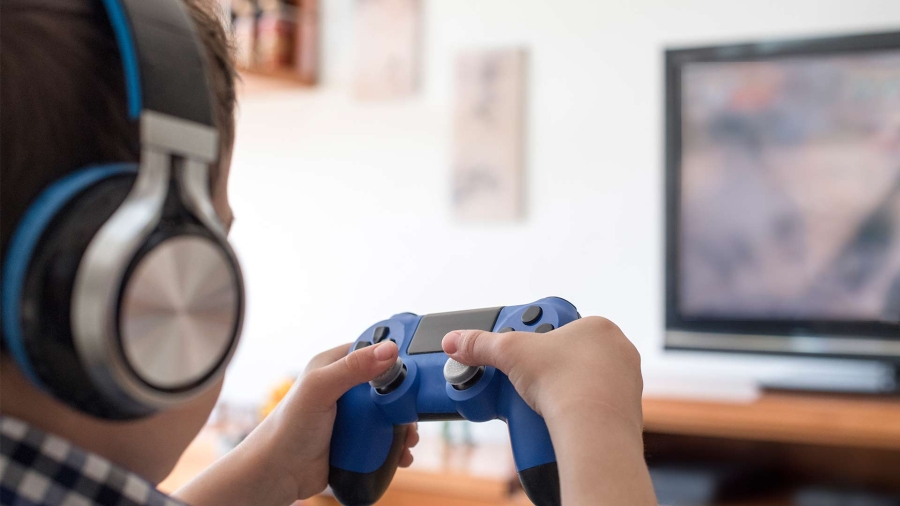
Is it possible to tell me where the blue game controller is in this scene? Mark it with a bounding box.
[328,297,580,506]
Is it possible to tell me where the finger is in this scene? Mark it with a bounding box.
[442,329,517,371]
[304,343,353,373]
[398,447,414,468]
[405,424,420,448]
[299,340,399,409]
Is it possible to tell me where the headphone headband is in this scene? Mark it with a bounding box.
[101,0,215,126]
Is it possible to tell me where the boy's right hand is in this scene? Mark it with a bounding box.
[442,316,656,505]
[441,316,644,433]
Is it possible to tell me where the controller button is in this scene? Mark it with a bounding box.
[372,326,390,343]
[370,357,406,394]
[499,327,515,333]
[353,341,372,351]
[535,323,554,334]
[443,359,485,390]
[521,306,543,325]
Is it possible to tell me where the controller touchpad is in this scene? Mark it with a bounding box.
[407,307,503,354]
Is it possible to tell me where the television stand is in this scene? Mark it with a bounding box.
[760,363,900,396]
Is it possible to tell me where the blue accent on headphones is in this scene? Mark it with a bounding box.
[1,164,137,387]
[100,0,141,119]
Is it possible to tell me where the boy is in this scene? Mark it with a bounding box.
[0,1,657,504]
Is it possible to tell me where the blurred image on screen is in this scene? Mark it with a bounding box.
[679,51,900,322]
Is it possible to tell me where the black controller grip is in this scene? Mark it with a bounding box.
[518,461,561,506]
[329,425,406,506]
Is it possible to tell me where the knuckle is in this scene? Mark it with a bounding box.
[582,315,619,333]
[459,330,483,360]
[302,368,326,386]
[312,348,334,362]
[305,350,334,373]
[492,333,515,356]
[624,342,642,367]
[295,371,323,404]
[343,350,365,374]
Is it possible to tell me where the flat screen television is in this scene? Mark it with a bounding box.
[664,31,900,374]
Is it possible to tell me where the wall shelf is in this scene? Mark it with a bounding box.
[237,66,316,95]
[238,65,316,86]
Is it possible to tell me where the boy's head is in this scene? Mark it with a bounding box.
[0,0,237,259]
[0,0,238,481]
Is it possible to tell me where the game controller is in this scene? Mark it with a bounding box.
[328,297,580,506]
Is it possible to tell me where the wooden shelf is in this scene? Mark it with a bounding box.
[237,66,316,95]
[643,392,900,450]
[232,0,319,92]
[238,65,316,85]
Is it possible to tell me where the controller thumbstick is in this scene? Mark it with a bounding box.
[370,357,407,395]
[443,359,485,391]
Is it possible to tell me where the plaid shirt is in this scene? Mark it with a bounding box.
[0,416,186,506]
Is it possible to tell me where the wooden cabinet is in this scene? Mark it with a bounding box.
[643,393,900,500]
[643,393,900,450]
[161,393,900,505]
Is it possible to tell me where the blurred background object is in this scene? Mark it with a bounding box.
[161,0,900,504]
[260,376,296,419]
[353,0,421,99]
[225,0,318,84]
[452,48,527,221]
[665,37,900,395]
[256,0,297,70]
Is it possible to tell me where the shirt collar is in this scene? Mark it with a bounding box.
[0,415,186,506]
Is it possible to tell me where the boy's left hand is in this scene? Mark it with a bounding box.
[176,340,417,506]
[253,340,418,500]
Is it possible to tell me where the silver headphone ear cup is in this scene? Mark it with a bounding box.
[119,234,240,391]
[19,170,243,419]
[19,173,156,419]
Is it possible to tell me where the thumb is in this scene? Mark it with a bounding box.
[442,329,513,372]
[300,340,399,409]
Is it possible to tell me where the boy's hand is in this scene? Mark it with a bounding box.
[176,340,418,506]
[261,340,418,500]
[442,316,644,432]
[441,316,656,505]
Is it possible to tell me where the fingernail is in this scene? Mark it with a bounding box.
[443,331,461,354]
[374,341,395,361]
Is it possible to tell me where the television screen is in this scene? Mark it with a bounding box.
[678,49,900,323]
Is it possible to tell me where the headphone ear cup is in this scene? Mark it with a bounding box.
[19,171,154,419]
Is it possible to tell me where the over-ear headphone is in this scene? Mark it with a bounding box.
[1,0,245,419]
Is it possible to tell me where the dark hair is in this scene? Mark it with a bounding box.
[0,0,237,260]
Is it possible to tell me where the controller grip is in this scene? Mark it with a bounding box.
[518,462,561,506]
[505,384,561,506]
[329,425,406,506]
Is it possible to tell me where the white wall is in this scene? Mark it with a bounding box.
[222,0,900,409]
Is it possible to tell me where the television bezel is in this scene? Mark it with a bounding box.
[664,30,900,362]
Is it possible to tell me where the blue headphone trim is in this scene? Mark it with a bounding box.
[100,0,142,119]
[1,164,138,387]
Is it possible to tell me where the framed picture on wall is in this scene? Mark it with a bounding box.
[354,0,421,100]
[452,48,528,222]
